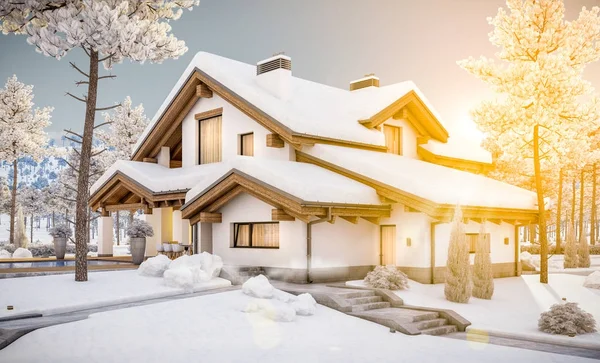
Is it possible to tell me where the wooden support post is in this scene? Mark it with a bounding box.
[266,133,285,148]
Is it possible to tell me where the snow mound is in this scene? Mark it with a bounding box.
[291,293,317,316]
[169,254,194,270]
[520,251,537,271]
[12,248,32,259]
[242,275,274,298]
[198,252,223,278]
[0,249,11,258]
[138,255,171,277]
[164,268,194,291]
[272,288,297,303]
[243,298,296,322]
[584,271,600,290]
[163,254,214,289]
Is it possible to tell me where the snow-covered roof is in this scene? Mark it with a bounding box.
[133,52,450,154]
[302,144,537,210]
[421,139,492,164]
[184,157,383,206]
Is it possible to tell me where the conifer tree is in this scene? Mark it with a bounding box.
[473,221,494,299]
[578,230,591,268]
[445,205,471,303]
[564,225,578,268]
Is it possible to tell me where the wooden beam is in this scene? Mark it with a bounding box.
[417,135,431,145]
[470,217,483,223]
[169,160,182,168]
[488,218,502,225]
[195,107,223,121]
[105,203,146,212]
[328,215,337,224]
[272,209,295,221]
[266,133,285,148]
[196,83,213,98]
[198,212,222,224]
[340,216,359,224]
[143,157,157,163]
[362,216,380,225]
[205,185,245,213]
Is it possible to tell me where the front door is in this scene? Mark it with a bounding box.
[380,225,396,266]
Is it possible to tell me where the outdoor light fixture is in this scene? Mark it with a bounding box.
[406,238,412,247]
[504,237,509,245]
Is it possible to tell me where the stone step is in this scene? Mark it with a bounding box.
[415,318,448,330]
[346,296,382,305]
[404,310,440,322]
[420,325,458,336]
[351,302,390,312]
[337,290,376,299]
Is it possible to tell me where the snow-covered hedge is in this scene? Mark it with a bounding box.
[12,247,32,258]
[151,252,224,291]
[126,220,154,238]
[0,243,97,258]
[241,275,317,322]
[522,243,600,255]
[584,271,600,290]
[48,224,72,239]
[0,249,11,258]
[138,255,171,277]
[364,266,409,290]
[538,302,597,335]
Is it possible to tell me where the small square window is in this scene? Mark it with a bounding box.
[240,133,254,156]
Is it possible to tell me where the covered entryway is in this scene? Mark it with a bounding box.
[380,225,396,265]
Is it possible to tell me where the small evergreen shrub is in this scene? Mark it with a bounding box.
[521,243,600,255]
[538,302,597,335]
[578,234,591,268]
[564,227,578,268]
[364,266,409,290]
[0,243,16,254]
[472,222,494,299]
[126,220,154,238]
[444,204,471,303]
[49,224,73,239]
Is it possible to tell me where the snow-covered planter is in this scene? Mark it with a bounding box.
[48,224,72,239]
[364,266,409,290]
[49,224,72,259]
[583,271,600,290]
[138,255,171,277]
[126,220,154,265]
[538,302,597,336]
[12,247,32,259]
[0,249,11,258]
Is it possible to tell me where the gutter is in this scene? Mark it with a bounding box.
[306,207,333,284]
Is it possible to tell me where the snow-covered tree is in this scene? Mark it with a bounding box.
[445,205,471,303]
[0,75,52,246]
[458,0,600,283]
[472,221,494,299]
[578,230,591,268]
[0,0,199,282]
[564,225,578,268]
[0,176,10,223]
[18,186,45,244]
[14,204,28,248]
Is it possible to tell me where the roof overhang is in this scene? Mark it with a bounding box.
[181,168,391,225]
[417,146,493,174]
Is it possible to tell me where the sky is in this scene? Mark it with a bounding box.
[0,0,599,144]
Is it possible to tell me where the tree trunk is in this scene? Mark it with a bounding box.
[52,211,55,227]
[116,211,120,246]
[533,125,548,283]
[580,170,585,243]
[74,50,99,282]
[556,169,563,253]
[592,164,597,245]
[9,160,17,245]
[571,177,576,235]
[30,212,33,244]
[129,210,134,224]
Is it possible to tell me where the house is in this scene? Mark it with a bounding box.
[89,52,538,284]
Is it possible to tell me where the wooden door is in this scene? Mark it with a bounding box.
[380,225,396,266]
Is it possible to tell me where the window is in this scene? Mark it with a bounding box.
[199,115,222,164]
[240,133,254,156]
[233,222,279,248]
[383,125,402,155]
[466,233,490,253]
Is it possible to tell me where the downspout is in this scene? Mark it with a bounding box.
[306,207,333,284]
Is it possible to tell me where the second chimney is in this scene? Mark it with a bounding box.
[256,53,292,101]
[349,74,379,91]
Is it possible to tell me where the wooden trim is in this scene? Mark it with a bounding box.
[205,185,244,213]
[417,146,492,174]
[362,216,380,224]
[340,216,359,224]
[430,222,436,284]
[143,158,157,163]
[169,160,182,168]
[266,133,285,148]
[105,203,146,212]
[272,209,295,221]
[196,83,213,98]
[196,212,222,224]
[291,133,387,152]
[195,107,223,121]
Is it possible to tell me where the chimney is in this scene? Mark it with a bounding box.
[349,73,379,91]
[256,52,292,101]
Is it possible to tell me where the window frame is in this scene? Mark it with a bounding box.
[198,114,222,165]
[233,222,279,249]
[239,132,254,157]
[383,124,403,156]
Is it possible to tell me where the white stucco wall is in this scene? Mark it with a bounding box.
[380,204,432,267]
[434,220,516,266]
[181,93,293,168]
[382,118,420,159]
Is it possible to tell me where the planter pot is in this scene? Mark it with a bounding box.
[53,237,67,260]
[130,237,147,265]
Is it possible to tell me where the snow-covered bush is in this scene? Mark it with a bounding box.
[48,224,72,239]
[578,233,591,268]
[538,302,597,335]
[364,266,409,290]
[164,267,195,291]
[0,243,16,254]
[520,251,537,271]
[12,247,32,258]
[198,251,223,278]
[473,222,494,299]
[584,271,600,290]
[445,205,471,303]
[0,249,11,258]
[564,227,578,268]
[243,274,275,298]
[126,220,154,238]
[291,293,317,316]
[138,255,171,277]
[243,298,296,322]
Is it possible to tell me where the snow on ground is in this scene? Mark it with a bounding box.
[522,254,600,274]
[349,273,600,347]
[0,289,595,363]
[0,269,230,318]
[0,214,98,245]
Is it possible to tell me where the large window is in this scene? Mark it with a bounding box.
[233,222,279,248]
[466,233,490,254]
[383,125,402,155]
[240,133,254,156]
[199,115,222,164]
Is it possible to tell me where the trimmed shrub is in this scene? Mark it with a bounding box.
[522,243,600,255]
[538,302,597,335]
[564,227,578,268]
[364,265,409,290]
[472,222,494,299]
[0,243,16,254]
[126,220,154,238]
[444,205,471,303]
[49,224,72,239]
[578,233,591,268]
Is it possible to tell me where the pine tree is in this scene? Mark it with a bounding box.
[473,221,494,299]
[458,1,600,283]
[0,0,199,282]
[14,205,28,248]
[578,230,591,268]
[445,205,472,303]
[564,225,578,268]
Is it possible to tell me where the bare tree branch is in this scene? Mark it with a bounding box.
[65,92,87,103]
[75,80,89,86]
[64,129,83,139]
[64,136,82,145]
[59,182,78,194]
[82,46,91,58]
[91,148,107,158]
[63,160,80,173]
[98,75,117,81]
[98,53,116,63]
[56,195,77,203]
[69,62,89,78]
[94,121,112,129]
[95,104,121,111]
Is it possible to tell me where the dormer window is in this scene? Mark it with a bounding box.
[383,125,402,155]
[199,114,222,164]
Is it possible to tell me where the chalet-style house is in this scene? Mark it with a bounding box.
[89,52,538,284]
